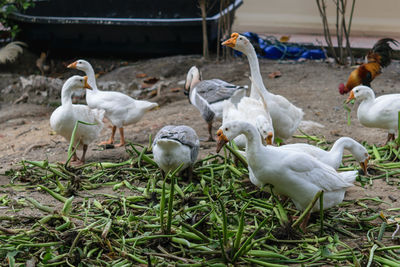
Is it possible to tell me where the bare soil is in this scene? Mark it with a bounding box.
[0,52,399,229]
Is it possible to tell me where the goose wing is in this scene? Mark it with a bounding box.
[284,152,354,191]
[195,79,247,104]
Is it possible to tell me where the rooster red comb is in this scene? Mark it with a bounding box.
[338,83,347,95]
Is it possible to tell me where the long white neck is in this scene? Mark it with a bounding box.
[357,91,376,119]
[187,69,201,102]
[331,137,364,160]
[331,137,353,152]
[327,138,348,166]
[356,89,376,105]
[244,45,269,99]
[61,80,74,107]
[190,70,201,90]
[83,65,99,91]
[237,122,262,154]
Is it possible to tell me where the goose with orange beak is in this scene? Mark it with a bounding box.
[67,59,158,147]
[222,33,303,142]
[50,75,104,166]
[346,85,400,144]
[216,121,357,221]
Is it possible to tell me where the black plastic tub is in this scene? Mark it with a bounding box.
[8,0,243,57]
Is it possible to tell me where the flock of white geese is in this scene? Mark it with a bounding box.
[51,32,400,220]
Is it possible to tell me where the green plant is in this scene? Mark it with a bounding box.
[3,135,400,265]
[0,0,34,39]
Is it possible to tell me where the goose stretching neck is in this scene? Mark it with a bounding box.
[222,33,304,140]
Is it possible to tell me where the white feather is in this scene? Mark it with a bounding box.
[0,41,26,64]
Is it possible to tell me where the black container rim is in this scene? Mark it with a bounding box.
[7,0,243,26]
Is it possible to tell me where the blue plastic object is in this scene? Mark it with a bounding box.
[263,45,306,60]
[242,32,259,43]
[233,32,326,61]
[264,45,283,59]
[300,49,326,60]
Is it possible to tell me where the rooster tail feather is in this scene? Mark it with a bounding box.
[369,38,399,68]
[372,38,399,52]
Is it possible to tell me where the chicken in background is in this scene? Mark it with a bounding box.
[0,41,26,64]
[339,38,399,95]
[36,52,50,75]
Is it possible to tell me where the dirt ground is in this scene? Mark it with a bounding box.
[1,51,400,213]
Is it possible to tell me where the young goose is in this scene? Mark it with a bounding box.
[346,85,400,144]
[280,137,369,173]
[222,33,303,141]
[50,75,104,165]
[184,66,247,141]
[152,125,200,179]
[67,59,158,147]
[216,121,357,212]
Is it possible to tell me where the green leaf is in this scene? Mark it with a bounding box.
[42,251,53,262]
[6,251,18,267]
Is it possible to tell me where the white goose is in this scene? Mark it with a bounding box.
[184,66,247,141]
[280,137,369,173]
[347,85,400,143]
[68,59,158,147]
[216,121,357,212]
[50,75,104,165]
[223,75,274,149]
[222,33,304,141]
[152,125,200,178]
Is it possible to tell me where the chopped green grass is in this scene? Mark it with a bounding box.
[1,135,400,266]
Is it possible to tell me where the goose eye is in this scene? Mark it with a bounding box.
[239,37,242,40]
[225,127,228,131]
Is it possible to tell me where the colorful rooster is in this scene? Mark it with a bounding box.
[339,38,399,95]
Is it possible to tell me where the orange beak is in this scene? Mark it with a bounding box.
[360,156,369,175]
[67,61,77,69]
[345,90,355,104]
[216,129,229,153]
[222,32,239,48]
[266,132,273,145]
[83,76,92,90]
